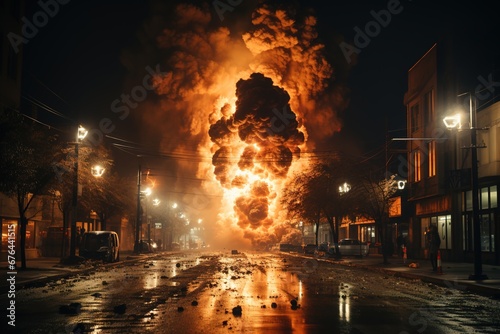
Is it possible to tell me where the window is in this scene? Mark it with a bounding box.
[490,185,497,208]
[467,185,499,210]
[428,141,436,177]
[411,104,420,132]
[462,185,497,252]
[481,214,494,252]
[423,90,434,124]
[412,150,421,182]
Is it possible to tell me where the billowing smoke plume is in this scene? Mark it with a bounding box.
[127,1,347,247]
[209,73,304,231]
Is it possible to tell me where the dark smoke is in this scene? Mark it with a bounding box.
[209,72,304,231]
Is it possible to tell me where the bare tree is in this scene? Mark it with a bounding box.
[281,157,356,253]
[353,170,399,264]
[0,110,61,269]
[281,169,323,245]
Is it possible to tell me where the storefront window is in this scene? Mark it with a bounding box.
[481,188,489,209]
[491,186,497,208]
[481,214,495,252]
[437,215,452,249]
[2,219,18,254]
[463,185,497,253]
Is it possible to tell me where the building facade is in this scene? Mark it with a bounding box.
[404,43,499,264]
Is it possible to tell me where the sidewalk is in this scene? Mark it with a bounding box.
[2,252,500,298]
[325,253,500,298]
[1,251,148,292]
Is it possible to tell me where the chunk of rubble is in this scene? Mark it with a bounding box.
[113,304,127,314]
[59,302,82,315]
[232,305,242,316]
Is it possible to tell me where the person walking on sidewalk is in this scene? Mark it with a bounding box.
[427,225,441,272]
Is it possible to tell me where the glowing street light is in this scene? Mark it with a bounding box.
[339,182,351,194]
[91,165,105,177]
[444,93,487,280]
[70,125,88,258]
[442,114,462,129]
[142,187,152,197]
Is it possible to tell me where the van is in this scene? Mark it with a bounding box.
[79,231,120,262]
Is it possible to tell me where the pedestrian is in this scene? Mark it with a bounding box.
[427,225,441,272]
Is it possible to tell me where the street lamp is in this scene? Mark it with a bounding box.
[70,125,88,258]
[339,182,351,194]
[152,198,161,242]
[134,161,142,253]
[142,187,152,243]
[91,165,105,177]
[443,93,488,280]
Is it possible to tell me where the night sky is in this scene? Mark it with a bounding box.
[20,0,500,172]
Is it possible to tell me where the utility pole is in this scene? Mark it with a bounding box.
[134,159,142,253]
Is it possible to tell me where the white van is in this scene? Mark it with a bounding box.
[79,231,120,262]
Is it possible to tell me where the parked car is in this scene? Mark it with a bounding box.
[140,239,158,253]
[337,238,369,257]
[79,231,120,262]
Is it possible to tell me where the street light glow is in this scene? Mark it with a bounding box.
[91,165,105,177]
[77,125,88,141]
[142,187,152,196]
[339,182,351,194]
[443,114,461,129]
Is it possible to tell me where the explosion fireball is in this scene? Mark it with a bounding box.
[209,72,304,234]
[140,2,345,248]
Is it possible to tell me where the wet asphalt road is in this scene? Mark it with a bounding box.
[8,251,500,333]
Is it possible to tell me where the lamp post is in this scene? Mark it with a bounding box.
[443,93,488,280]
[70,125,88,258]
[134,161,142,253]
[142,187,152,244]
[152,198,161,244]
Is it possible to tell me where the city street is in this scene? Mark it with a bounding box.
[10,251,500,333]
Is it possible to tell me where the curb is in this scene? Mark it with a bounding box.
[283,252,500,299]
[2,253,154,292]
